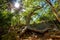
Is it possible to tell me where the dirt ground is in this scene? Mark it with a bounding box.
[19,30,60,40]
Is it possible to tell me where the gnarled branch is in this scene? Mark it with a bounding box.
[46,0,60,22]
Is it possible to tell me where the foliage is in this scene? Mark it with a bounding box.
[0,0,60,40]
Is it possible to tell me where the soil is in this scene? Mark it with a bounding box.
[19,29,60,40]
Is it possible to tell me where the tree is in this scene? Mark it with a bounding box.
[0,0,60,40]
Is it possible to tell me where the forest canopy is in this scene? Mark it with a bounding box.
[0,0,60,26]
